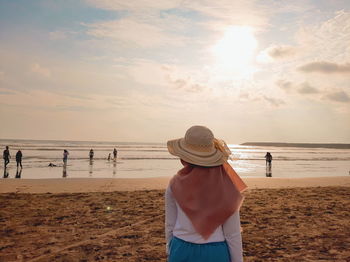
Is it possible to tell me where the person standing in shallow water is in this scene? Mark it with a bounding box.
[165,125,247,262]
[3,146,10,168]
[16,150,23,169]
[89,149,94,160]
[113,148,117,161]
[63,150,69,165]
[265,152,273,168]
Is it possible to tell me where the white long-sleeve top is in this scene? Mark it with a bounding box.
[165,185,243,262]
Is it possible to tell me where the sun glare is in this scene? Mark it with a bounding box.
[212,26,257,78]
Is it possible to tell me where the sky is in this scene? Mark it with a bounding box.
[0,0,350,143]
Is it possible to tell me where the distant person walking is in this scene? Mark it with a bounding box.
[265,152,273,167]
[16,150,23,169]
[113,148,118,160]
[3,146,10,168]
[63,149,69,165]
[89,149,94,160]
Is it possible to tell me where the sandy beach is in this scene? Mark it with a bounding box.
[1,177,350,261]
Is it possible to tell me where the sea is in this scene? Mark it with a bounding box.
[1,139,350,179]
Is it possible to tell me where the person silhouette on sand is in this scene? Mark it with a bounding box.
[16,150,23,169]
[265,152,272,168]
[3,146,10,168]
[113,148,118,161]
[89,149,94,160]
[63,150,69,165]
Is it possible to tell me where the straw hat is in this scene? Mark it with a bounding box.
[167,125,232,167]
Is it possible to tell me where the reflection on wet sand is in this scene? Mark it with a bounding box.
[15,168,22,178]
[266,165,272,177]
[113,160,117,176]
[89,159,93,176]
[63,164,67,178]
[3,168,9,178]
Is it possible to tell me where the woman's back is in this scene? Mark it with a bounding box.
[165,186,243,262]
[165,126,246,262]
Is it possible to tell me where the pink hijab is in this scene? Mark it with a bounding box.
[170,160,247,239]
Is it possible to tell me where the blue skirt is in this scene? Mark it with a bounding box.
[168,237,230,262]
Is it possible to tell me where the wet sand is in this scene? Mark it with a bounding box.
[0,178,350,261]
[1,176,350,193]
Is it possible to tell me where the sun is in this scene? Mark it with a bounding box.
[212,26,257,78]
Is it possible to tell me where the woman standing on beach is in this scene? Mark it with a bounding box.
[165,126,247,262]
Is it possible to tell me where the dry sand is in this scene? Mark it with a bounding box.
[1,177,350,261]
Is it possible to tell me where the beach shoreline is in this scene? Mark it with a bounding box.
[1,176,350,193]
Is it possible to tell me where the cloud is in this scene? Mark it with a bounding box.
[85,0,179,11]
[276,79,350,104]
[277,80,320,95]
[111,58,209,93]
[30,63,51,78]
[297,82,320,94]
[187,0,269,28]
[0,71,4,80]
[85,18,186,48]
[276,79,293,91]
[296,11,350,61]
[263,96,285,107]
[112,59,170,86]
[258,45,297,63]
[267,45,297,58]
[167,77,206,93]
[325,90,350,103]
[0,88,140,112]
[86,0,269,28]
[239,93,250,99]
[298,61,350,74]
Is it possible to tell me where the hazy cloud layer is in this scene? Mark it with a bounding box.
[167,77,207,93]
[297,82,320,94]
[86,18,187,48]
[86,0,270,28]
[276,79,293,91]
[325,90,350,103]
[30,63,51,78]
[296,11,350,61]
[277,79,322,95]
[85,0,179,11]
[263,96,285,107]
[258,45,297,63]
[298,61,350,74]
[1,1,350,142]
[277,79,350,104]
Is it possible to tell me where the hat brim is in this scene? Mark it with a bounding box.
[167,138,226,167]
